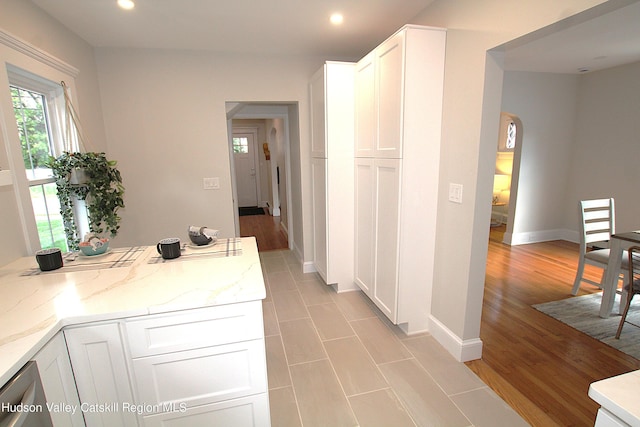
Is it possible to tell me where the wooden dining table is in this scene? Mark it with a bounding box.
[599,231,640,318]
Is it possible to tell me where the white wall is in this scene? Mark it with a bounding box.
[498,61,640,248]
[567,61,640,232]
[501,71,580,244]
[410,0,607,358]
[94,48,326,247]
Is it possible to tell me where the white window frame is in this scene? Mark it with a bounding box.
[0,29,80,254]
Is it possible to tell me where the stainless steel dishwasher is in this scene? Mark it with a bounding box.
[0,361,53,427]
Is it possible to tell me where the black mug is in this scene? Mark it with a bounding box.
[36,248,63,271]
[157,238,181,259]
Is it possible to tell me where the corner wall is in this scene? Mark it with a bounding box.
[410,0,608,360]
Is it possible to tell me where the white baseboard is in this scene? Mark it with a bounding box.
[291,242,303,264]
[429,315,483,362]
[303,261,316,274]
[507,228,577,246]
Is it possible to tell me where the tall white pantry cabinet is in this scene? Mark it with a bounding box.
[310,61,356,292]
[354,25,446,333]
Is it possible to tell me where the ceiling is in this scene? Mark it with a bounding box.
[500,0,640,74]
[30,0,436,59]
[30,0,640,73]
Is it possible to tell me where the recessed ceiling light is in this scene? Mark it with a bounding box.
[330,13,344,25]
[117,0,135,10]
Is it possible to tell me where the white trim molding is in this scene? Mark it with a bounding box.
[0,29,79,77]
[429,315,483,362]
[506,228,576,246]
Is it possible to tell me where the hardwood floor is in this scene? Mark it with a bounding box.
[239,210,289,252]
[467,226,640,426]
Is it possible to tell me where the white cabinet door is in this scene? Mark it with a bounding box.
[309,66,327,158]
[353,25,445,333]
[355,52,375,157]
[354,157,375,296]
[373,159,401,321]
[354,158,401,320]
[375,31,404,158]
[311,157,328,281]
[310,61,355,291]
[65,323,139,427]
[32,333,85,427]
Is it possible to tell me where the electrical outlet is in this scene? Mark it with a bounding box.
[203,177,220,190]
[448,183,463,204]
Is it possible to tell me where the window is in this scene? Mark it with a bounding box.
[506,121,517,150]
[498,112,519,152]
[232,137,249,153]
[10,84,69,251]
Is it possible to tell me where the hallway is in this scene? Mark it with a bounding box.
[239,210,288,252]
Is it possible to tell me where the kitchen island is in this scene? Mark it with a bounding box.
[0,237,269,426]
[590,370,640,426]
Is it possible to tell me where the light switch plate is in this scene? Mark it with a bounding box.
[449,183,463,204]
[203,177,220,190]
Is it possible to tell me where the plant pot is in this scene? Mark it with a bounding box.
[69,168,89,185]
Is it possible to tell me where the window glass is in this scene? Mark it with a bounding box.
[11,86,54,180]
[232,137,249,154]
[506,121,516,149]
[10,84,68,251]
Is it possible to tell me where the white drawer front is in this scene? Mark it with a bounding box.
[126,301,264,357]
[132,339,267,410]
[142,393,270,427]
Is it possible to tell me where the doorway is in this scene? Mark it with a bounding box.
[226,102,294,251]
[491,112,522,243]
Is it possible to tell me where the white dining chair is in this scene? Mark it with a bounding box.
[571,198,628,297]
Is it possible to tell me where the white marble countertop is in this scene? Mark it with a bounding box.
[589,370,640,426]
[0,237,265,386]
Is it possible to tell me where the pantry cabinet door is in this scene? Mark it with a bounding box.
[309,66,327,158]
[354,157,375,296]
[373,159,401,322]
[311,157,328,281]
[375,31,404,158]
[355,52,375,157]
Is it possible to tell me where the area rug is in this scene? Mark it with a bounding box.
[533,293,640,360]
[238,207,265,216]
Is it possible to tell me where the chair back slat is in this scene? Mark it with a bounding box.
[583,210,612,222]
[579,198,615,246]
[585,231,612,244]
[630,246,640,278]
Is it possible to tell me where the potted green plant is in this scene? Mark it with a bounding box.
[48,151,125,251]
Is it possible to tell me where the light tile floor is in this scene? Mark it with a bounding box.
[260,250,529,427]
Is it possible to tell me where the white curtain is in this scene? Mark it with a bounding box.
[60,80,88,153]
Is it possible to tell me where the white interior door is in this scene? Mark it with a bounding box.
[233,131,259,207]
